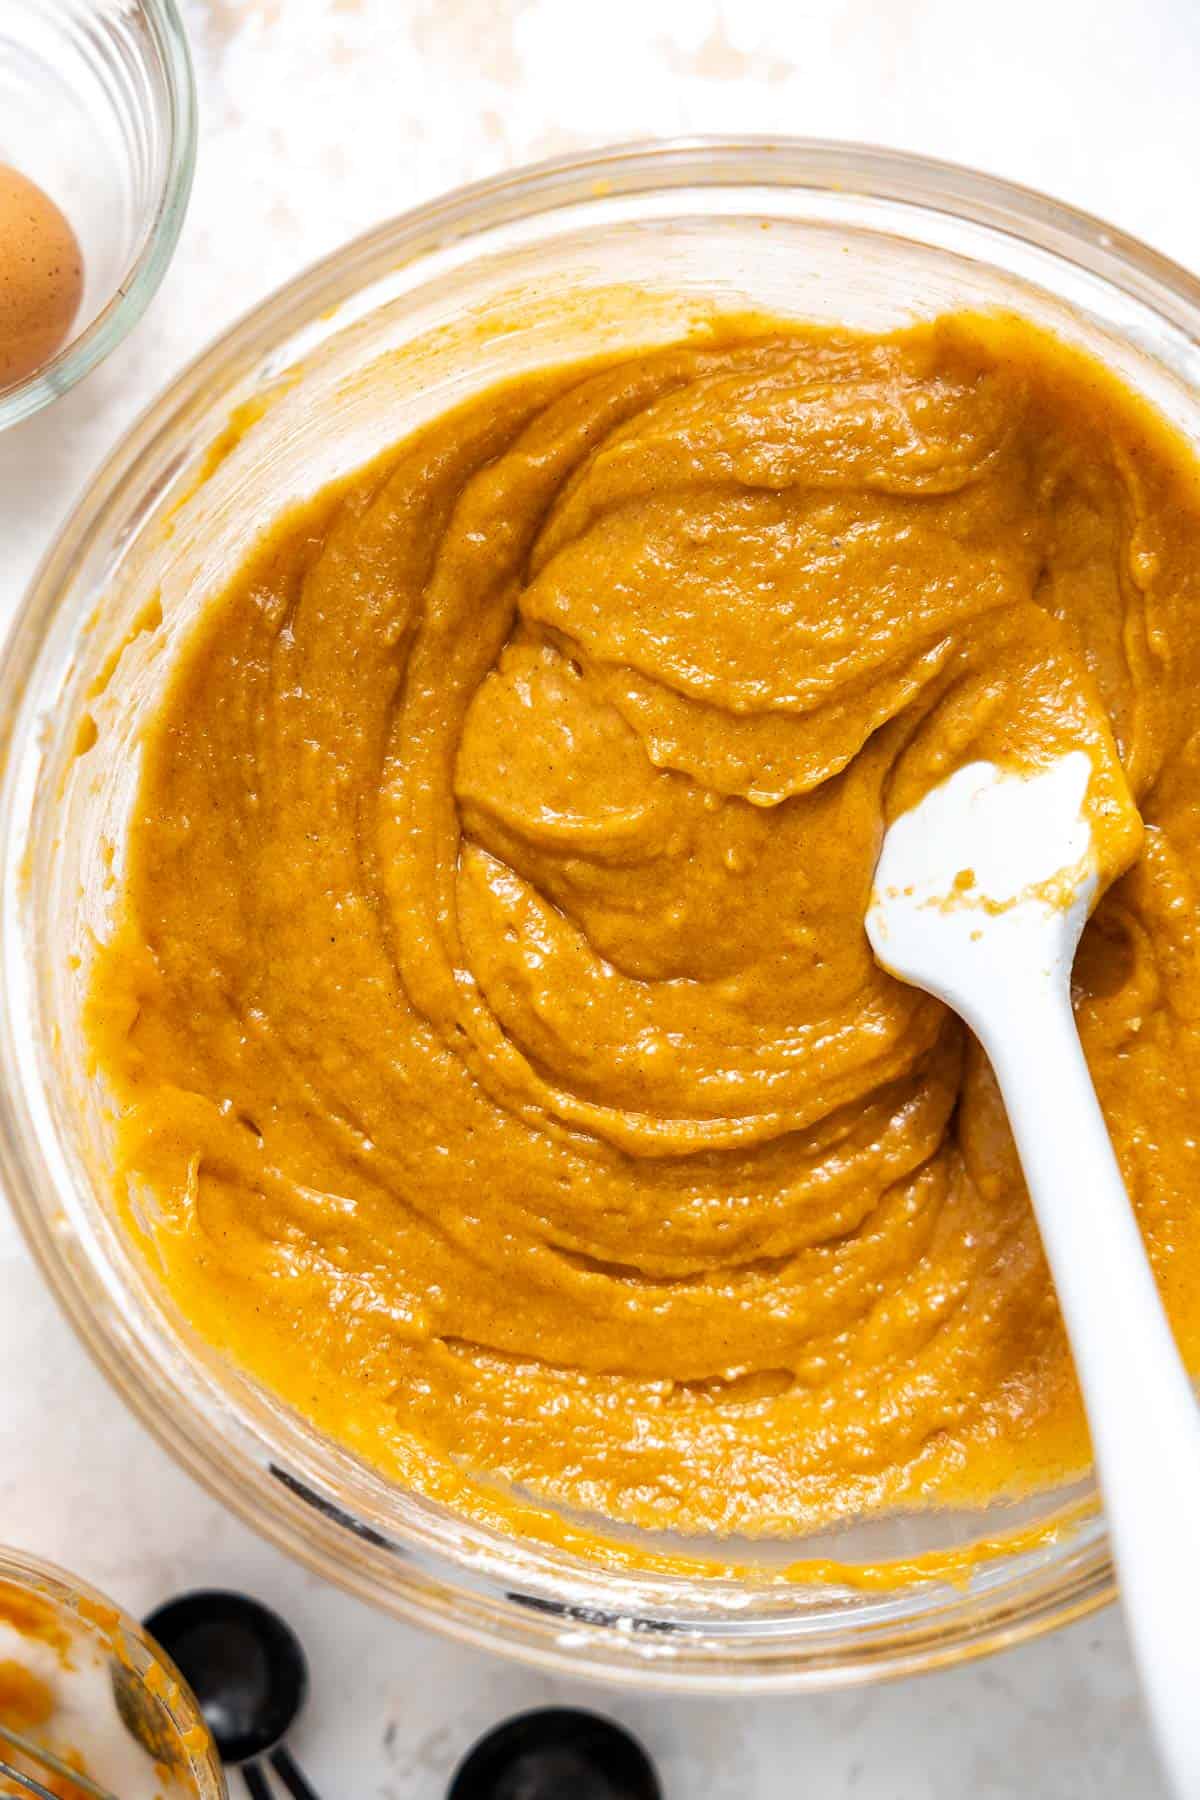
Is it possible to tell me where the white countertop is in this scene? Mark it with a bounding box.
[2,2,1197,1792]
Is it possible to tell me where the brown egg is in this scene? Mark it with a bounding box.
[0,164,84,389]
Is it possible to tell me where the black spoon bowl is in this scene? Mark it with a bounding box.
[143,1591,319,1800]
[449,1708,662,1800]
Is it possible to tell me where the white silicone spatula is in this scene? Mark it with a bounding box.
[867,751,1200,1800]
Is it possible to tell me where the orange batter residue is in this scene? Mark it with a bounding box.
[0,1591,70,1658]
[0,1586,110,1800]
[85,311,1200,1560]
[0,1660,55,1728]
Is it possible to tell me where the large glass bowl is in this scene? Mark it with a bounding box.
[3,138,1199,1691]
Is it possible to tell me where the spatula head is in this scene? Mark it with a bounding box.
[865,752,1101,1019]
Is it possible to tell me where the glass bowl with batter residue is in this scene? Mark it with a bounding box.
[0,1544,224,1797]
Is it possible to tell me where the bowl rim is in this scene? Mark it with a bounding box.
[9,132,1200,1688]
[0,0,197,430]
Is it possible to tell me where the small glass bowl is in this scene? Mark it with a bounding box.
[0,1544,225,1798]
[5,138,1200,1692]
[0,0,196,430]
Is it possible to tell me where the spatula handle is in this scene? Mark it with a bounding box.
[980,981,1200,1800]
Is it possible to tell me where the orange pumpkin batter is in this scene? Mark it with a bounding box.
[85,311,1200,1560]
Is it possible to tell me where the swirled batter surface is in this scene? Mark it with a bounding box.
[87,313,1200,1554]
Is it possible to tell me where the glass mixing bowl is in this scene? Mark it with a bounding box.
[0,1544,225,1798]
[0,0,195,430]
[3,138,1200,1691]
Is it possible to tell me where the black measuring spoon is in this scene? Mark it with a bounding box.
[144,1591,319,1800]
[448,1707,662,1800]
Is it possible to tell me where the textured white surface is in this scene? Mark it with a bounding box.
[2,1,1199,1793]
